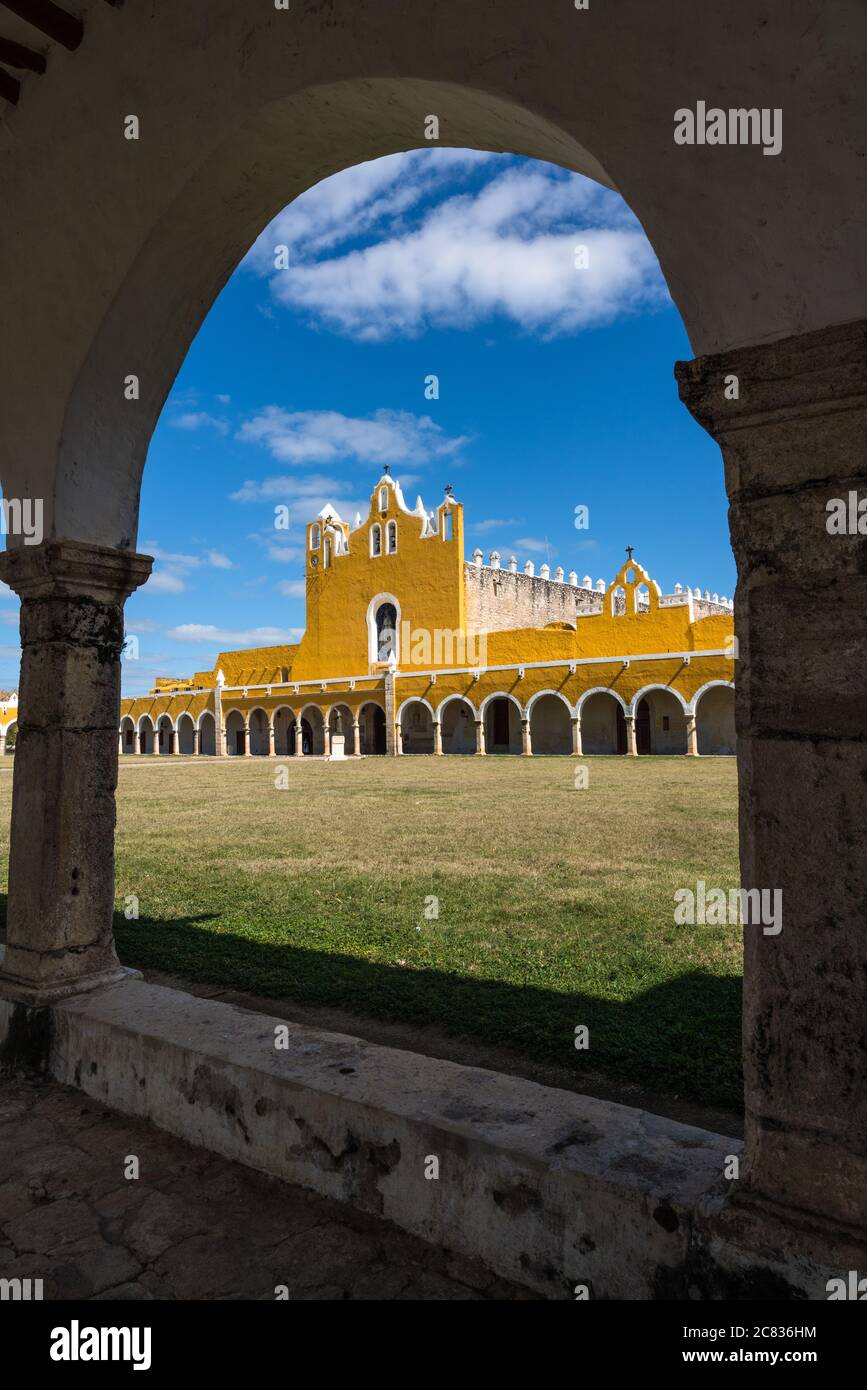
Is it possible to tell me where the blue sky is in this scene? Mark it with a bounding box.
[0,151,735,696]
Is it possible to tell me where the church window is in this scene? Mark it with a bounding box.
[324,537,332,568]
[386,520,397,554]
[442,510,453,541]
[379,486,389,512]
[376,603,397,662]
[371,524,382,557]
[310,524,321,550]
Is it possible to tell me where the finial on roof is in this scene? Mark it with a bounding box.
[444,483,454,498]
[383,464,390,475]
[625,544,635,562]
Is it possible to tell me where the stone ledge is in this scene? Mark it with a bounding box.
[0,979,855,1298]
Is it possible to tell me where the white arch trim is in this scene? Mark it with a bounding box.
[196,710,217,731]
[0,719,18,736]
[137,714,155,732]
[357,700,385,716]
[628,684,689,717]
[687,679,736,717]
[397,696,435,722]
[576,686,629,717]
[176,711,195,727]
[435,692,478,721]
[526,688,574,718]
[299,703,325,723]
[325,700,355,720]
[479,691,524,719]
[366,591,402,665]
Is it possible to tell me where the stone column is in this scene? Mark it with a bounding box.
[323,724,331,758]
[571,716,583,756]
[191,727,199,756]
[268,722,276,757]
[135,730,143,754]
[474,719,486,755]
[171,727,181,754]
[216,724,227,757]
[384,668,397,755]
[432,721,443,755]
[294,720,304,756]
[0,731,7,758]
[243,725,253,757]
[624,715,638,756]
[521,718,532,756]
[117,730,123,756]
[0,541,151,1004]
[352,719,361,756]
[686,714,699,756]
[396,722,404,755]
[676,319,867,1233]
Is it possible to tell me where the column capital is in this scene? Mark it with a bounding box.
[676,319,867,443]
[0,540,153,604]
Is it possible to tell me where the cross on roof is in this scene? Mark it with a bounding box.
[625,545,635,562]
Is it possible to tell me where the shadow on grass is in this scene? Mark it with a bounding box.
[112,909,743,1113]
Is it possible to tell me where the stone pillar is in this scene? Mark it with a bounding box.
[686,714,699,756]
[0,731,6,758]
[294,720,304,756]
[268,722,276,757]
[384,669,397,755]
[474,719,486,755]
[191,727,198,756]
[624,715,638,756]
[135,730,143,754]
[521,718,532,756]
[352,719,361,756]
[0,541,151,1004]
[676,319,867,1232]
[243,725,253,757]
[433,721,443,755]
[216,724,227,757]
[117,730,123,756]
[323,724,331,758]
[396,722,404,754]
[214,683,226,756]
[571,716,582,756]
[171,727,181,754]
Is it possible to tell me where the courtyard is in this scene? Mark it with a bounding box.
[0,755,741,1117]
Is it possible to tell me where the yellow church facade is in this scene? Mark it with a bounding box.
[119,473,737,760]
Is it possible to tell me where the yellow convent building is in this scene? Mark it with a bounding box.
[120,472,736,760]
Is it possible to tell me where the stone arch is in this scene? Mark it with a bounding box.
[528,691,572,755]
[197,710,216,756]
[176,712,196,755]
[481,692,523,754]
[2,720,18,753]
[137,715,155,756]
[398,697,435,754]
[693,681,736,755]
[578,689,628,755]
[224,708,246,756]
[630,686,688,754]
[156,713,174,756]
[248,706,270,756]
[120,715,136,754]
[358,701,387,755]
[327,703,356,756]
[299,703,325,756]
[272,704,296,756]
[438,694,477,754]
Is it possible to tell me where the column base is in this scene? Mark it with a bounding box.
[0,948,141,1007]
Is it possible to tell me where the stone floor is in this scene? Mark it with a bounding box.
[0,1077,531,1300]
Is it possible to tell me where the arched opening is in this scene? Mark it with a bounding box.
[120,716,136,754]
[484,695,522,754]
[273,706,296,756]
[440,697,475,754]
[634,689,688,754]
[177,713,195,755]
[138,717,155,756]
[580,692,627,755]
[400,700,434,754]
[248,707,270,756]
[225,709,246,757]
[328,704,356,756]
[300,706,325,756]
[157,715,174,756]
[358,702,386,755]
[529,693,572,755]
[3,722,17,754]
[374,602,396,662]
[696,685,736,755]
[198,712,216,756]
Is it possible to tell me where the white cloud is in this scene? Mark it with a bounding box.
[231,472,348,504]
[248,153,667,340]
[471,517,520,534]
[237,407,468,468]
[515,537,551,553]
[171,411,228,435]
[276,579,306,598]
[205,549,235,569]
[216,393,231,405]
[166,624,303,647]
[144,570,186,594]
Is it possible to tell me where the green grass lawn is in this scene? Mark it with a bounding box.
[0,754,742,1110]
